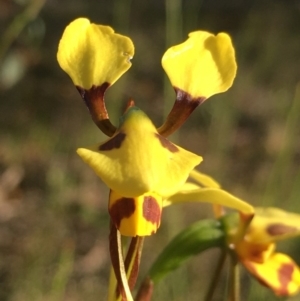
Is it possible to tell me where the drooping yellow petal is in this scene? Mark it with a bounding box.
[77,107,202,198]
[162,31,237,99]
[245,207,300,244]
[57,18,134,89]
[164,187,254,214]
[109,190,163,237]
[242,253,300,296]
[189,169,221,188]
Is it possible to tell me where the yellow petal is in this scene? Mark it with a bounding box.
[245,207,300,244]
[109,190,163,237]
[162,31,237,99]
[189,169,221,188]
[77,107,202,197]
[57,18,134,89]
[242,253,300,296]
[164,187,254,214]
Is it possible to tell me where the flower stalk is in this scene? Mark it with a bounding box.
[109,221,133,301]
[228,254,240,301]
[204,251,227,301]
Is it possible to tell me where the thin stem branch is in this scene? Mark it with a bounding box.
[107,265,117,301]
[115,236,145,301]
[204,251,227,301]
[228,255,240,301]
[109,221,133,301]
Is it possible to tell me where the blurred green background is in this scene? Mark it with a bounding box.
[0,0,300,300]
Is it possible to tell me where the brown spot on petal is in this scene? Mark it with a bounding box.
[155,133,179,153]
[143,196,161,226]
[267,224,298,236]
[99,132,126,150]
[109,197,135,228]
[277,263,294,296]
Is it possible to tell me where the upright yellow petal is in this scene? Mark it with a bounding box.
[242,253,300,296]
[77,107,202,197]
[162,31,237,99]
[57,18,134,89]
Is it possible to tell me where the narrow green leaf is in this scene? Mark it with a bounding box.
[148,219,225,282]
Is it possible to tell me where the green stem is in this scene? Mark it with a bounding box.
[107,266,117,301]
[109,221,133,301]
[204,251,227,301]
[228,255,240,301]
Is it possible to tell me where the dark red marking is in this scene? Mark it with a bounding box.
[277,263,294,295]
[175,87,205,104]
[76,83,110,108]
[99,132,126,150]
[109,197,135,228]
[76,83,116,136]
[155,133,179,153]
[158,87,205,137]
[142,196,161,226]
[267,224,298,236]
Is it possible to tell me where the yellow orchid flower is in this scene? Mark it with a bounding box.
[57,18,237,237]
[57,18,238,236]
[225,208,300,296]
[57,18,239,300]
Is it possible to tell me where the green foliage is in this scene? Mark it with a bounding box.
[148,219,224,283]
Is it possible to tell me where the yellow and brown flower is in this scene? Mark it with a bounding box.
[57,18,238,237]
[226,207,300,296]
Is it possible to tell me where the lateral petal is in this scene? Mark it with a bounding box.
[164,187,253,214]
[162,31,237,99]
[242,253,300,296]
[57,18,134,89]
[245,207,300,244]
